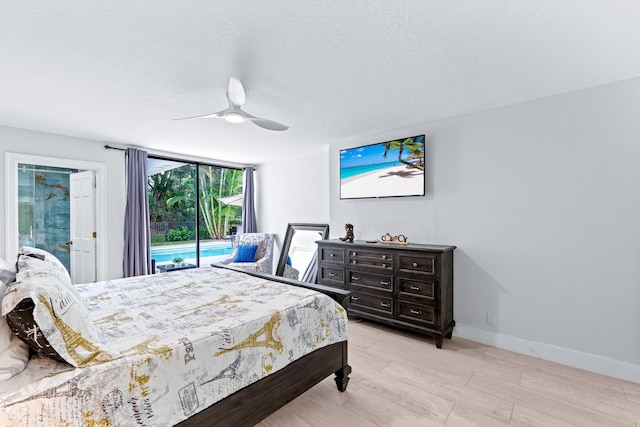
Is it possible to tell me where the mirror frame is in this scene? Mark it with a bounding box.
[276,223,330,282]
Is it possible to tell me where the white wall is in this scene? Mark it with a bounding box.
[258,144,330,271]
[329,77,640,382]
[0,126,126,280]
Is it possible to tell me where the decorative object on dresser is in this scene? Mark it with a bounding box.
[339,223,355,242]
[379,232,408,244]
[317,239,455,348]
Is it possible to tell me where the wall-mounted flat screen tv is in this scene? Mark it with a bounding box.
[340,134,425,200]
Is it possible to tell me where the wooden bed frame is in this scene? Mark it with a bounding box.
[176,265,352,427]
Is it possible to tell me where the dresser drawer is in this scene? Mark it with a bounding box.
[398,301,435,325]
[350,292,393,315]
[398,252,435,274]
[349,271,393,291]
[320,247,345,264]
[318,265,346,288]
[398,277,434,300]
[348,248,393,270]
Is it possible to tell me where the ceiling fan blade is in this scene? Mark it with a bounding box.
[173,109,227,121]
[248,116,289,131]
[175,76,288,130]
[227,76,246,107]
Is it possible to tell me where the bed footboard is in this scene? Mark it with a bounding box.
[174,265,352,426]
[176,341,350,427]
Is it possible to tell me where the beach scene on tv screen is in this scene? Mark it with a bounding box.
[340,135,425,199]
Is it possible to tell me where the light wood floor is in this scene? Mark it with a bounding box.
[257,320,640,427]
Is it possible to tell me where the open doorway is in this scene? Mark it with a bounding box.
[16,163,80,272]
[5,153,107,282]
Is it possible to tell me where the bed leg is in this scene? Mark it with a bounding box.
[334,364,352,392]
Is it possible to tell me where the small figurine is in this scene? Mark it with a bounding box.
[380,233,408,244]
[339,223,355,243]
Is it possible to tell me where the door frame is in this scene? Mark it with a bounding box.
[5,152,107,281]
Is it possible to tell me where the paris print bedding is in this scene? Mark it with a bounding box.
[0,266,348,426]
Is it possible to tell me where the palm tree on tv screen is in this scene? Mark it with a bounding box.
[381,136,424,170]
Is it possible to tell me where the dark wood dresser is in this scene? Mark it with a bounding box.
[317,239,456,348]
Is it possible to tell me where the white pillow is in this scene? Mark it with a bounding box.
[17,246,72,286]
[0,257,16,287]
[0,257,29,381]
[2,251,103,367]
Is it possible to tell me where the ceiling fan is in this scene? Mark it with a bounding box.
[174,76,289,131]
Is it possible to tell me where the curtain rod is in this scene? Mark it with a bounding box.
[104,144,253,169]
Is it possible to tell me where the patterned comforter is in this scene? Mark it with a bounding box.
[0,267,348,426]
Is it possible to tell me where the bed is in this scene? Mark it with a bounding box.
[0,248,351,427]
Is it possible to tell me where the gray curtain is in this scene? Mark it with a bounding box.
[123,148,151,277]
[242,166,257,233]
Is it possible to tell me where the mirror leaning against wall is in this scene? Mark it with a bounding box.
[275,223,329,283]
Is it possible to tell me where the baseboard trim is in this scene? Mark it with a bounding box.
[454,324,640,384]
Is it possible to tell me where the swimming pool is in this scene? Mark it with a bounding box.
[150,243,233,263]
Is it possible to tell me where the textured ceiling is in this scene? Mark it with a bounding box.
[2,1,640,164]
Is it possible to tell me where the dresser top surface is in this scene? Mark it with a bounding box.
[318,239,456,253]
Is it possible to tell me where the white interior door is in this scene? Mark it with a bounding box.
[70,170,96,284]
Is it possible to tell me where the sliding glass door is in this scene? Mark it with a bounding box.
[147,158,241,271]
[148,159,196,272]
[197,165,243,265]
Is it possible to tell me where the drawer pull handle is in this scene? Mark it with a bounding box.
[382,254,387,260]
[380,302,390,308]
[410,309,422,315]
[382,263,387,268]
[328,272,335,277]
[352,276,360,281]
[352,296,359,302]
[410,286,421,291]
[412,262,419,267]
[329,253,334,257]
[352,252,357,256]
[352,260,357,264]
[380,281,390,286]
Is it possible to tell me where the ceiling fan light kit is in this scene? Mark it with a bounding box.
[224,112,245,123]
[175,76,288,131]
